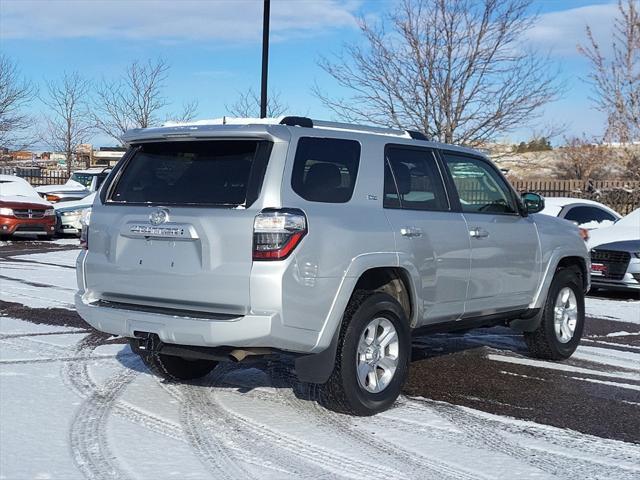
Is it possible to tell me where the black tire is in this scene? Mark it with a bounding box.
[320,291,411,416]
[524,268,585,360]
[132,343,218,381]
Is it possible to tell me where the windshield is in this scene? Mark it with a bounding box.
[108,140,272,207]
[70,173,94,188]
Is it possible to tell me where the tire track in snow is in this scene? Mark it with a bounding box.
[67,332,138,480]
[69,367,138,480]
[408,399,640,480]
[268,363,485,480]
[159,365,327,479]
[167,363,399,479]
[60,334,184,443]
[159,378,258,480]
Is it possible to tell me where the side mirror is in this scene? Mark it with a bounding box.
[521,192,545,214]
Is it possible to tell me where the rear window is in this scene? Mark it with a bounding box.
[107,140,272,206]
[291,137,360,203]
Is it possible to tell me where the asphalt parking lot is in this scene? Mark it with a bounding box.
[1,238,639,479]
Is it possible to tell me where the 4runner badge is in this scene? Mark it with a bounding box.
[149,208,170,226]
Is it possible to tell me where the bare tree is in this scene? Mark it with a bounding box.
[41,72,93,174]
[580,0,640,143]
[93,58,170,144]
[556,137,624,180]
[314,0,561,146]
[226,88,288,118]
[166,99,200,124]
[0,54,37,150]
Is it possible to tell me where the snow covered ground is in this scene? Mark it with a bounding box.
[1,243,639,479]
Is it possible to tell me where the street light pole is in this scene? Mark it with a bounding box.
[260,0,270,119]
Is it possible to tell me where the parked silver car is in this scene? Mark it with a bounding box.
[76,117,590,415]
[36,168,110,203]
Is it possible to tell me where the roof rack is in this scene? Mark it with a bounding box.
[279,116,429,141]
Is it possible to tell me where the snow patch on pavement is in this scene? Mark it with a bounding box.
[586,297,640,324]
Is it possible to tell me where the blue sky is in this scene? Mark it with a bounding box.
[0,0,622,147]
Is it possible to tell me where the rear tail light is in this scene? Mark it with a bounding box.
[79,208,91,250]
[253,209,307,260]
[46,194,61,202]
[80,225,88,249]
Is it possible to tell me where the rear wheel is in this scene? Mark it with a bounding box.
[524,268,585,360]
[320,291,410,416]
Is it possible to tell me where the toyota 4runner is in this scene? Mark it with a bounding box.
[76,117,590,415]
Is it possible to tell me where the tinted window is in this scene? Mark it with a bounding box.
[564,206,617,224]
[443,153,517,214]
[70,173,93,188]
[108,140,270,206]
[384,147,448,211]
[291,137,360,203]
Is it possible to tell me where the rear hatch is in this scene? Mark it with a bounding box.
[84,139,273,315]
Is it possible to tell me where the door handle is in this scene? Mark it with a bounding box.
[469,227,489,239]
[400,227,423,238]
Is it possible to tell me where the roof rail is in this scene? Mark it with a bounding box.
[279,116,313,128]
[406,130,428,141]
[279,116,429,141]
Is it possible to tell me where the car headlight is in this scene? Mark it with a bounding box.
[59,209,83,217]
[0,207,14,216]
[44,208,55,216]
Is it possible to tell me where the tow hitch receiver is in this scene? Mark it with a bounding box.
[131,331,162,358]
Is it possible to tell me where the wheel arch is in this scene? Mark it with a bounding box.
[351,266,416,327]
[531,249,590,310]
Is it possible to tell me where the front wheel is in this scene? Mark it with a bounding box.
[524,268,585,360]
[320,291,411,416]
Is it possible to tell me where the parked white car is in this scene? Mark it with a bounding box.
[588,208,640,293]
[540,197,621,229]
[36,168,110,203]
[54,192,96,236]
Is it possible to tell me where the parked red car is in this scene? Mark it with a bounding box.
[0,175,56,239]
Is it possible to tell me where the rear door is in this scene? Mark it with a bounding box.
[84,139,272,315]
[440,151,540,314]
[383,145,470,324]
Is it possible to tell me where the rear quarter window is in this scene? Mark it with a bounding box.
[291,137,360,203]
[107,140,271,207]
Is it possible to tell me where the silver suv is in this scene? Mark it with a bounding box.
[76,117,590,415]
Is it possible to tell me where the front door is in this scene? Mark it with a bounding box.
[440,152,541,315]
[382,145,470,325]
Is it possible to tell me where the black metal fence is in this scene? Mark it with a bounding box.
[0,167,69,186]
[512,180,640,215]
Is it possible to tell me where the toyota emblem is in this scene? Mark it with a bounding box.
[149,208,170,226]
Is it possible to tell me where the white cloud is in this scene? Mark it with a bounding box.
[525,2,619,56]
[0,0,360,42]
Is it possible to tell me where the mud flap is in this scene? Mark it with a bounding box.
[294,325,341,384]
[508,308,543,332]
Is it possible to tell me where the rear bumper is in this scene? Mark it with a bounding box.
[75,292,319,353]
